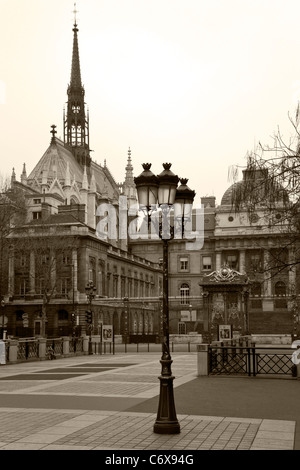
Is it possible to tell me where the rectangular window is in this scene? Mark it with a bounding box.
[19,278,29,296]
[62,254,71,265]
[33,199,41,204]
[202,256,212,270]
[226,255,238,270]
[180,257,189,271]
[178,322,187,335]
[60,278,70,295]
[41,254,49,264]
[250,253,262,271]
[32,212,42,220]
[37,278,45,295]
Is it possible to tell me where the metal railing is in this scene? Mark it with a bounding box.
[46,338,63,356]
[69,337,83,353]
[17,339,39,360]
[208,345,296,377]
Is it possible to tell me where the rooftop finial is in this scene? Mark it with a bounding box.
[50,124,57,143]
[73,2,78,26]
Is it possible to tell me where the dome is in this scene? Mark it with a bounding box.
[220,168,289,207]
[220,182,243,206]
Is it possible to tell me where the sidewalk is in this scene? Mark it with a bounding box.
[0,353,297,451]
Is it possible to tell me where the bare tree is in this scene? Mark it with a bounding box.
[0,176,27,303]
[230,105,300,277]
[10,218,79,337]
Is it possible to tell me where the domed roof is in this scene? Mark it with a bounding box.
[220,168,289,207]
[220,182,243,206]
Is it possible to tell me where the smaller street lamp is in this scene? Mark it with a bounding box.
[85,281,96,355]
[189,303,193,322]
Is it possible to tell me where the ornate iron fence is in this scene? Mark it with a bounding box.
[17,339,39,360]
[69,337,83,353]
[208,346,295,377]
[46,338,63,356]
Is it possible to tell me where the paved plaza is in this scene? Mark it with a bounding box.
[0,352,297,451]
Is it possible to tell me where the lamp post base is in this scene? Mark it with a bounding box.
[153,358,180,434]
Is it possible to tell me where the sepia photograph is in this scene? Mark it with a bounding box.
[0,0,300,457]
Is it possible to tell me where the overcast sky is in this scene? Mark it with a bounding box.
[1,0,300,205]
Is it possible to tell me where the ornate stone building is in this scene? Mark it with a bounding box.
[1,17,162,341]
[1,15,296,343]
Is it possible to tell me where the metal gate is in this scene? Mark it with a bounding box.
[208,345,296,377]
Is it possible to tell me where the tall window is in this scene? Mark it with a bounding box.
[250,282,262,309]
[202,256,212,271]
[250,252,262,272]
[37,278,45,295]
[179,257,189,271]
[275,281,287,309]
[60,278,70,295]
[18,278,29,296]
[180,283,190,305]
[225,254,238,270]
[178,322,187,334]
[89,258,96,285]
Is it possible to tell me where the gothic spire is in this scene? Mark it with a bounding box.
[64,7,90,168]
[70,10,82,89]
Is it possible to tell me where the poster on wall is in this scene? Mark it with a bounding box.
[218,324,233,341]
[102,325,113,343]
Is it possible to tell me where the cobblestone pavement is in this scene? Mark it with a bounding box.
[0,353,296,450]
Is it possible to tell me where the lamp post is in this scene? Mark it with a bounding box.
[134,162,195,434]
[85,280,96,355]
[1,299,5,340]
[189,303,193,332]
[123,296,129,344]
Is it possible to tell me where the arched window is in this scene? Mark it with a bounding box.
[58,309,69,321]
[180,283,190,305]
[275,281,286,296]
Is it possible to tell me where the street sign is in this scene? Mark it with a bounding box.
[102,325,113,343]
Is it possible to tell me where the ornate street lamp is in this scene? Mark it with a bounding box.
[175,179,195,218]
[135,162,195,434]
[85,281,96,355]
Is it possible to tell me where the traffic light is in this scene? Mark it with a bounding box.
[85,310,92,324]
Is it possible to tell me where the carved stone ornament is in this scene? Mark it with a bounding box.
[205,265,244,283]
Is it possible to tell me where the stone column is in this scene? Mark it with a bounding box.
[8,249,14,297]
[289,248,296,291]
[38,338,47,360]
[63,337,70,356]
[263,250,272,296]
[239,250,246,274]
[263,249,273,311]
[50,249,56,294]
[29,250,35,294]
[72,248,78,292]
[216,252,222,271]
